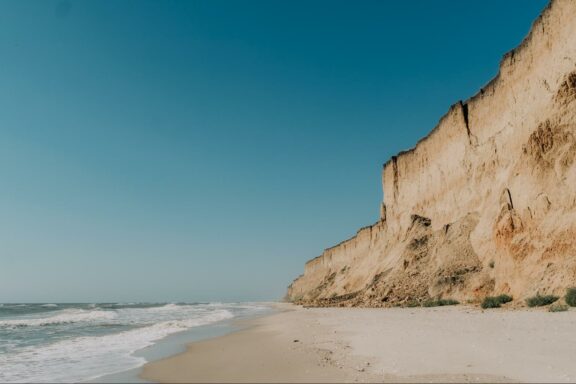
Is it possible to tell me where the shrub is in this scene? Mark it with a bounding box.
[481,296,502,309]
[549,303,569,312]
[495,294,513,304]
[489,261,495,268]
[565,287,576,307]
[481,294,513,309]
[438,299,460,306]
[526,294,559,307]
[422,299,459,307]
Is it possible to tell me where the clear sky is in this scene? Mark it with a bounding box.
[0,0,548,303]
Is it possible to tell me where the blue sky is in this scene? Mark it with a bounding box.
[0,0,548,302]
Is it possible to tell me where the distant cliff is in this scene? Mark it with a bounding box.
[287,0,576,307]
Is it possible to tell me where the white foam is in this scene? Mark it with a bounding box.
[40,304,58,308]
[0,308,234,383]
[0,309,117,328]
[146,303,181,311]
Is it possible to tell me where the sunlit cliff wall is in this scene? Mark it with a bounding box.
[288,0,576,306]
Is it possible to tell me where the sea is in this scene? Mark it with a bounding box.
[0,302,271,383]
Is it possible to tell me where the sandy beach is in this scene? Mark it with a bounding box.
[140,304,576,383]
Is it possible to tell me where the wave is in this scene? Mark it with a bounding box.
[0,309,117,329]
[98,302,170,310]
[0,303,208,329]
[146,303,183,311]
[0,308,234,383]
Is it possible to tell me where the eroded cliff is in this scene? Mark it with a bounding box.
[287,0,576,307]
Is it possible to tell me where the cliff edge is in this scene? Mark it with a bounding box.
[287,0,576,307]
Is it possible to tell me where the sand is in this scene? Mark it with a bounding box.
[141,304,576,383]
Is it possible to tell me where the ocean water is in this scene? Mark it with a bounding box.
[0,302,270,383]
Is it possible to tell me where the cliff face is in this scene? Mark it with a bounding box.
[287,0,576,307]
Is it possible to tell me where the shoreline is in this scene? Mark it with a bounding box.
[141,304,576,383]
[86,303,277,383]
[86,319,243,383]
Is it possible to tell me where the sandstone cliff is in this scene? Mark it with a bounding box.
[287,0,576,307]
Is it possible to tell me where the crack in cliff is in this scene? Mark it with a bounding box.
[460,101,476,146]
[392,156,399,201]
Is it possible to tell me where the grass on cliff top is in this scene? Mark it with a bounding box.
[422,299,459,307]
[526,294,559,307]
[481,294,513,309]
[565,287,576,307]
